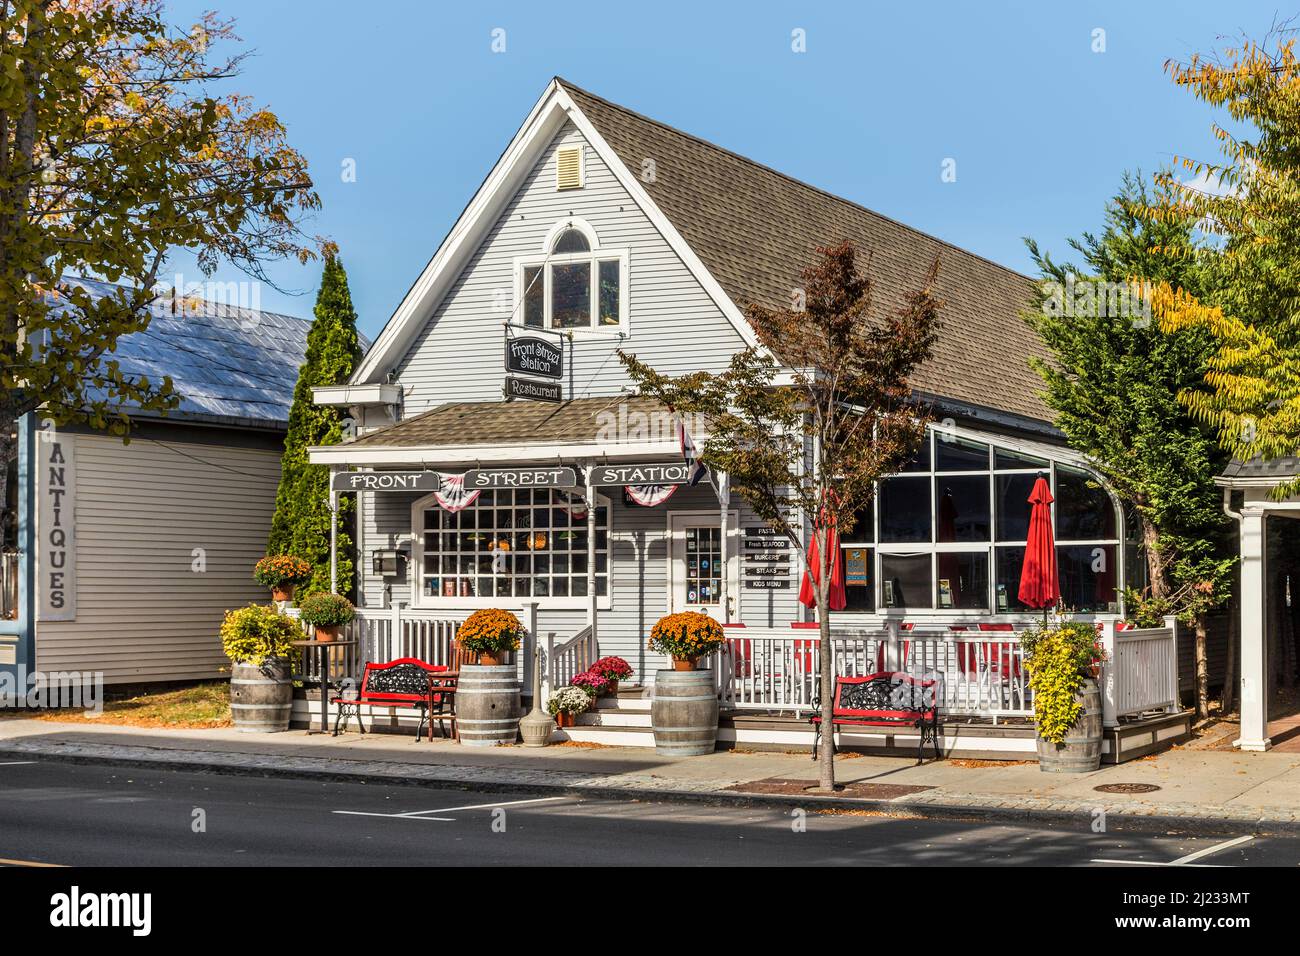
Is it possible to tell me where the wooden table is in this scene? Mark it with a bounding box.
[291,640,358,734]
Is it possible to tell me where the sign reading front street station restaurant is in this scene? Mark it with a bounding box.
[588,463,693,486]
[505,336,563,380]
[463,467,578,489]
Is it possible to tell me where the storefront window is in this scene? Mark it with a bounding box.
[937,551,990,610]
[1055,464,1116,540]
[879,476,931,542]
[420,489,608,601]
[1057,544,1118,613]
[881,553,931,609]
[936,476,990,542]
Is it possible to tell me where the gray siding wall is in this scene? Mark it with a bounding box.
[35,432,282,684]
[362,484,803,683]
[392,122,747,410]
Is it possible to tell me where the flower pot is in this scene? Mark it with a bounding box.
[478,651,502,666]
[555,712,576,728]
[672,657,698,671]
[314,624,341,643]
[1036,678,1103,773]
[604,679,620,697]
[271,584,296,603]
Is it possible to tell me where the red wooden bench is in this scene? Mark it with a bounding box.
[330,657,457,741]
[810,671,941,764]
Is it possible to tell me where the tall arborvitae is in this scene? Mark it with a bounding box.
[268,253,363,599]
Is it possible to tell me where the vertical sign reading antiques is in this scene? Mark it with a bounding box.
[38,425,76,621]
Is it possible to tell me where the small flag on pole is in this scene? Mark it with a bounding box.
[679,419,709,486]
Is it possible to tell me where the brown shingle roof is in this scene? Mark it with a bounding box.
[561,79,1053,425]
[346,394,670,448]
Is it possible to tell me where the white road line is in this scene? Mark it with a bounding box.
[1170,835,1255,865]
[332,795,568,821]
[1092,834,1255,868]
[0,761,38,766]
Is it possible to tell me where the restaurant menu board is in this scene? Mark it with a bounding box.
[742,526,791,589]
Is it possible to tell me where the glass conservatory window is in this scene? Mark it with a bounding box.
[834,428,1123,614]
[420,489,609,601]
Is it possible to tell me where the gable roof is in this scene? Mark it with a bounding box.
[559,80,1052,426]
[58,276,312,429]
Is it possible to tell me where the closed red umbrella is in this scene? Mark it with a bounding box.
[799,509,846,612]
[1018,476,1060,610]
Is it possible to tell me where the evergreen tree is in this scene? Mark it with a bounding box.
[268,253,363,599]
[1025,174,1234,720]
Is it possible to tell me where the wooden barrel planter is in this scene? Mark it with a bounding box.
[651,668,719,756]
[457,664,521,746]
[1036,678,1103,773]
[229,660,292,733]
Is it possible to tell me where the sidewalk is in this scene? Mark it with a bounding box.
[2,717,1299,832]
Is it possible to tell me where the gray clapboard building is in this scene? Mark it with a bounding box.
[1,277,309,688]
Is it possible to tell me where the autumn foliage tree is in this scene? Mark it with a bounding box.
[0,1,319,518]
[620,242,941,791]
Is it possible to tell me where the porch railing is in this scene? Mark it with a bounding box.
[711,620,1181,725]
[546,625,594,693]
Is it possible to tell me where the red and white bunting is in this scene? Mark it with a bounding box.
[434,474,481,513]
[625,484,678,507]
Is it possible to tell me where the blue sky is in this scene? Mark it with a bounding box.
[162,0,1287,337]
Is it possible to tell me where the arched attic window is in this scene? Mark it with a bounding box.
[518,220,627,331]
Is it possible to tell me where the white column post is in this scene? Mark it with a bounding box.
[717,471,730,624]
[328,466,339,594]
[1236,506,1271,751]
[885,617,902,672]
[1097,618,1118,728]
[585,473,598,658]
[1163,614,1180,714]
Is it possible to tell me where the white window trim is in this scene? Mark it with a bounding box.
[409,489,613,611]
[512,219,630,335]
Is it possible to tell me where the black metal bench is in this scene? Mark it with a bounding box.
[330,657,456,741]
[810,672,941,764]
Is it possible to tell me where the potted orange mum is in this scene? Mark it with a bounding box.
[457,608,524,665]
[648,611,725,670]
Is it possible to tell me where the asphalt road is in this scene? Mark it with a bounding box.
[0,759,1295,867]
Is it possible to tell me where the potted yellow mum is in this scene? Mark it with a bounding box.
[648,611,725,670]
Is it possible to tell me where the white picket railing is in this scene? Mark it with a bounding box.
[1112,625,1179,716]
[547,625,595,692]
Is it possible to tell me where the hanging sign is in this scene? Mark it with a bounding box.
[744,565,790,577]
[505,376,562,404]
[331,471,443,492]
[37,426,76,621]
[590,463,692,486]
[745,550,788,563]
[743,533,789,550]
[505,336,564,380]
[745,579,791,590]
[464,467,578,489]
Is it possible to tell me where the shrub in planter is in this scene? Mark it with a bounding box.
[1023,622,1109,772]
[297,592,355,642]
[457,608,524,665]
[219,605,300,733]
[546,686,591,727]
[591,656,633,694]
[572,669,609,698]
[648,611,725,669]
[253,555,313,602]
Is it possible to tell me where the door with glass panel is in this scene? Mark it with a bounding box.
[668,512,738,622]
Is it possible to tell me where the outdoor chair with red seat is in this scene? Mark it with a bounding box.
[330,657,457,741]
[809,671,941,764]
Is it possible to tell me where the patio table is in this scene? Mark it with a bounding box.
[291,640,358,734]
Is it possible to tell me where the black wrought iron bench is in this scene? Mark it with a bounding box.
[810,672,941,764]
[330,657,456,741]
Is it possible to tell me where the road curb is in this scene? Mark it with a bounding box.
[0,742,1289,837]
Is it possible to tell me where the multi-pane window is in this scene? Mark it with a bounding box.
[518,225,627,331]
[684,527,723,605]
[837,429,1123,615]
[419,489,609,602]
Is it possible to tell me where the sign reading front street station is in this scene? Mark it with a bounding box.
[331,471,443,492]
[505,336,564,380]
[464,467,579,489]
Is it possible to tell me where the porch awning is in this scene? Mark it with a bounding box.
[307,394,682,466]
[1217,456,1300,489]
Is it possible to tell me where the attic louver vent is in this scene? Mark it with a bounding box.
[556,145,583,190]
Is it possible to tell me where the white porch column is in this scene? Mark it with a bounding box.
[328,466,340,594]
[585,474,598,658]
[717,471,730,623]
[1236,506,1271,751]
